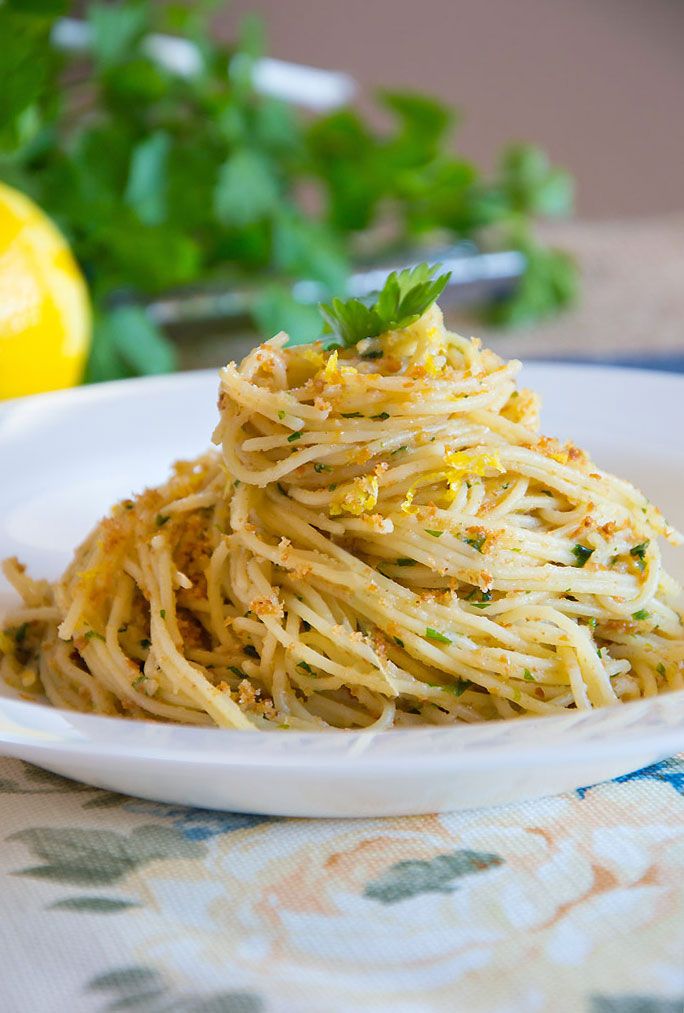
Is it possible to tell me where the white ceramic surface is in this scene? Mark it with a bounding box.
[1,363,684,817]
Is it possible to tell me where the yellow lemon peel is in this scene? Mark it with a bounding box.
[330,475,379,517]
[401,451,504,513]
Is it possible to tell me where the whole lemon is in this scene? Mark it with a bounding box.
[0,181,91,399]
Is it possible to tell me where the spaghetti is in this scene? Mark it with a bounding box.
[3,299,684,730]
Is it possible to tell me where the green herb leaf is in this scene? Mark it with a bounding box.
[657,662,666,676]
[214,149,279,227]
[463,535,486,553]
[396,558,415,566]
[632,609,650,621]
[630,541,649,571]
[571,544,594,567]
[425,627,452,645]
[155,514,170,527]
[319,264,450,347]
[124,130,170,227]
[523,668,534,681]
[445,679,470,697]
[314,462,332,473]
[424,529,443,538]
[393,636,404,648]
[287,431,302,443]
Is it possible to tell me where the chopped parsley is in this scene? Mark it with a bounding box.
[159,609,166,619]
[571,544,594,567]
[632,609,650,621]
[397,558,415,566]
[445,679,470,697]
[277,410,286,420]
[657,662,666,676]
[132,674,146,689]
[523,668,534,681]
[314,462,332,473]
[424,529,443,538]
[297,660,315,674]
[328,483,338,491]
[586,616,597,628]
[360,348,383,360]
[371,412,390,420]
[228,666,245,678]
[287,430,302,443]
[391,445,408,455]
[425,627,452,645]
[393,636,404,648]
[84,630,105,642]
[341,411,363,418]
[233,479,240,488]
[463,535,486,553]
[155,514,170,527]
[630,541,649,570]
[13,623,28,643]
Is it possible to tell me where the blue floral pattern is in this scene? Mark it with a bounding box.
[122,799,276,840]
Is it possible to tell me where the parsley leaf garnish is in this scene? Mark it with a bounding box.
[319,264,451,346]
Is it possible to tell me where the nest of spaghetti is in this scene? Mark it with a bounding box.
[3,303,684,730]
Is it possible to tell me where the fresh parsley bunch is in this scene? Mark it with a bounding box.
[0,1,577,382]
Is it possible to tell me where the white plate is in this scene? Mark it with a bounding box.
[1,364,684,817]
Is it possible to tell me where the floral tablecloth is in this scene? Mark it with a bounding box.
[1,754,683,1013]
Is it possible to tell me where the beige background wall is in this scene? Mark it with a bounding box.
[222,0,684,219]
